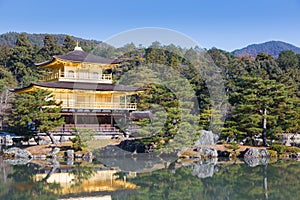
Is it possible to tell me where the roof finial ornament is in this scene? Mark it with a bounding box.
[74,40,83,51]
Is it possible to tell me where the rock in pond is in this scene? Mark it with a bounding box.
[65,149,74,158]
[242,148,270,167]
[83,152,94,162]
[191,159,218,178]
[3,147,32,159]
[195,130,219,146]
[193,147,218,158]
[48,147,60,156]
[243,148,270,159]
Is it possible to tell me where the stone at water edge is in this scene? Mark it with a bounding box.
[3,147,32,159]
[66,157,74,165]
[243,148,270,167]
[83,152,94,162]
[47,147,60,156]
[191,159,218,178]
[190,130,219,158]
[196,147,218,158]
[243,148,270,159]
[4,158,31,165]
[117,139,149,153]
[195,130,219,146]
[37,136,51,145]
[59,136,66,143]
[244,157,269,167]
[65,149,74,158]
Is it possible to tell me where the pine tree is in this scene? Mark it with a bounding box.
[36,34,63,61]
[0,66,16,129]
[9,89,64,144]
[117,63,199,151]
[62,35,76,53]
[229,76,297,146]
[0,45,10,68]
[277,50,299,71]
[7,33,36,85]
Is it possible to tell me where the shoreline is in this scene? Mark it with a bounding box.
[2,140,300,162]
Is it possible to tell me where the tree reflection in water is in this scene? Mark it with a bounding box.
[2,163,61,200]
[70,161,96,187]
[0,159,97,200]
[113,160,300,200]
[1,158,300,199]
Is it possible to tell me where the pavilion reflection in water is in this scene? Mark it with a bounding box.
[33,167,137,198]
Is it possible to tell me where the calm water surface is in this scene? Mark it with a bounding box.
[1,155,300,200]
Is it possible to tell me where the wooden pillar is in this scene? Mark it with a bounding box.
[124,94,127,109]
[74,113,78,127]
[110,115,113,127]
[111,93,114,108]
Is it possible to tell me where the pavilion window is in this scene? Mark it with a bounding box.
[68,70,75,78]
[79,69,89,79]
[65,116,74,124]
[105,96,111,102]
[68,94,75,107]
[77,95,85,106]
[92,72,99,80]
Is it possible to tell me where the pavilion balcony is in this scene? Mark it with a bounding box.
[40,71,113,84]
[61,102,137,110]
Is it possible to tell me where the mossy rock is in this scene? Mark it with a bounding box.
[267,150,278,158]
[225,142,240,151]
[179,150,201,158]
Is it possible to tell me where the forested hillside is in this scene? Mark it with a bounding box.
[0,32,102,48]
[233,41,300,57]
[1,33,300,147]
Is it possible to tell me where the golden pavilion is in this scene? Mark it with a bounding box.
[12,45,141,134]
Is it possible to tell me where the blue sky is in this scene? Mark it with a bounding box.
[0,0,299,51]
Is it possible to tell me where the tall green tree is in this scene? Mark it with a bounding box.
[0,45,10,68]
[277,50,299,71]
[0,66,16,129]
[255,52,282,80]
[7,34,36,85]
[62,35,76,53]
[36,34,63,62]
[229,76,298,145]
[118,62,199,152]
[9,89,64,144]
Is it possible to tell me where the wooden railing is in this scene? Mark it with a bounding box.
[41,72,60,81]
[61,102,137,110]
[40,72,113,83]
[54,124,120,133]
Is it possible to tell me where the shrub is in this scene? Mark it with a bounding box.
[269,144,286,154]
[70,128,97,151]
[225,142,240,151]
[267,150,278,158]
[269,144,300,155]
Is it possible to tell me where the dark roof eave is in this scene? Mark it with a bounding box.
[10,83,35,93]
[11,82,142,93]
[35,57,55,67]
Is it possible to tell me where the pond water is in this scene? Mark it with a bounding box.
[1,155,300,200]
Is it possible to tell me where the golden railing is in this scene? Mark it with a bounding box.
[40,72,60,81]
[61,102,137,110]
[40,72,112,83]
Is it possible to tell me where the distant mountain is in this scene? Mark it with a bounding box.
[0,32,102,48]
[232,41,300,57]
